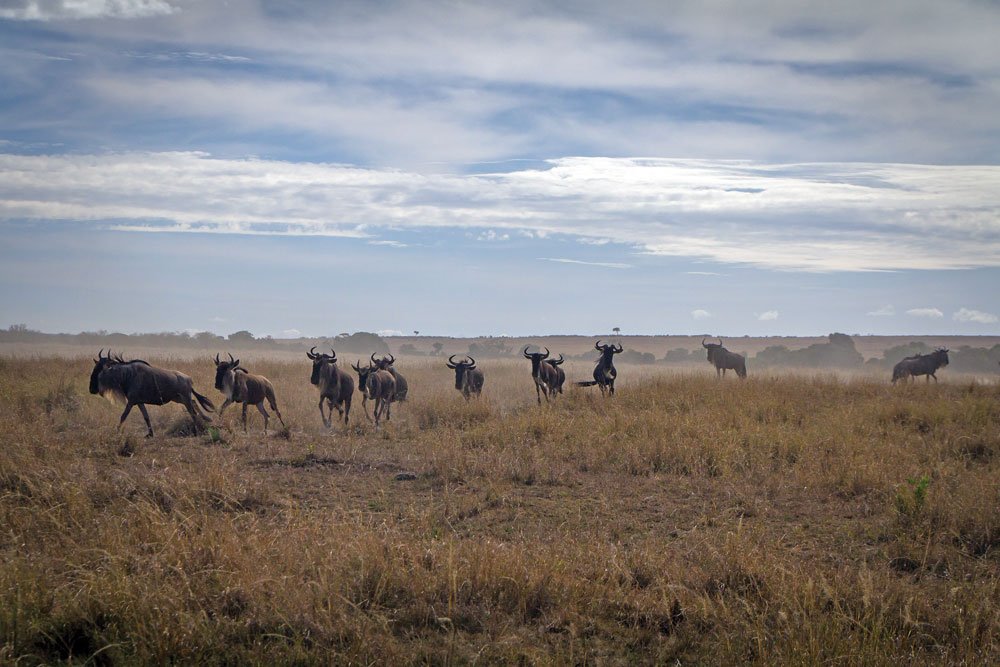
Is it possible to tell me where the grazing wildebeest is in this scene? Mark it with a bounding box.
[892,348,950,384]
[352,360,396,426]
[306,347,354,427]
[213,353,285,433]
[372,353,408,402]
[445,354,485,399]
[523,346,560,404]
[575,341,623,395]
[545,354,566,395]
[89,349,214,437]
[702,337,747,379]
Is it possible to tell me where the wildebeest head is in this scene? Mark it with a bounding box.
[371,353,396,370]
[933,347,950,367]
[702,337,725,363]
[446,354,477,390]
[546,353,565,367]
[307,346,338,385]
[522,345,550,374]
[595,340,623,363]
[214,352,241,390]
[89,348,119,394]
[351,359,375,393]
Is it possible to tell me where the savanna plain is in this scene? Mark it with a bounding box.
[1,353,998,665]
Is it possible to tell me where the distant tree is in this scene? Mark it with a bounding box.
[399,343,425,356]
[228,330,255,343]
[619,349,655,365]
[413,330,420,336]
[468,338,513,358]
[430,342,445,357]
[663,348,696,363]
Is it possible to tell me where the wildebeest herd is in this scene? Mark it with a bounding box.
[87,341,952,436]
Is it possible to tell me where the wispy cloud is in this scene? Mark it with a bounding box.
[539,258,632,269]
[692,309,712,320]
[757,310,779,321]
[906,307,944,318]
[368,240,408,248]
[953,308,998,324]
[0,0,177,21]
[867,305,895,316]
[3,152,1000,273]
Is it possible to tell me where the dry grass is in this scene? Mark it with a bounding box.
[0,355,998,664]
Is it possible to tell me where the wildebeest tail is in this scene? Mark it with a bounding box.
[575,380,599,387]
[192,388,216,414]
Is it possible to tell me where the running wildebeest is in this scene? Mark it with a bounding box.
[352,360,396,426]
[446,354,485,399]
[702,337,747,379]
[306,347,354,428]
[892,348,950,384]
[372,353,408,401]
[576,341,623,395]
[89,349,214,437]
[213,353,285,433]
[545,354,566,395]
[523,346,560,404]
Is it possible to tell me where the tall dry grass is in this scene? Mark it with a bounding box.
[0,355,998,664]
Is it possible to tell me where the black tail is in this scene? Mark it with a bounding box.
[575,380,599,387]
[192,388,215,414]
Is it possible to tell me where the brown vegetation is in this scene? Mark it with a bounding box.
[1,356,998,664]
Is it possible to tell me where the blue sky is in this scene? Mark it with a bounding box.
[1,0,999,337]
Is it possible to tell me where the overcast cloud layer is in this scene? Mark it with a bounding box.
[1,1,998,335]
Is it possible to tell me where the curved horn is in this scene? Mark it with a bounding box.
[522,345,532,359]
[330,348,337,358]
[446,354,459,369]
[98,348,105,360]
[595,340,603,351]
[307,345,317,360]
[352,360,362,372]
[554,354,564,365]
[385,353,395,365]
[541,347,550,359]
[214,352,220,364]
[370,352,378,365]
[466,355,476,366]
[614,343,623,352]
[702,338,709,348]
[228,352,235,363]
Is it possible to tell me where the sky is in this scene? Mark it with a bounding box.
[0,0,999,338]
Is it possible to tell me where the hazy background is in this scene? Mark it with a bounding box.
[1,1,998,337]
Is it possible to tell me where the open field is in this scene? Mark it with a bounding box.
[1,356,999,664]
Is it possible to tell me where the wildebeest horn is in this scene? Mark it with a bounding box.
[541,347,550,359]
[370,352,378,364]
[595,340,603,351]
[307,346,317,360]
[614,343,623,352]
[522,345,532,359]
[330,348,337,358]
[385,353,395,365]
[228,352,235,363]
[466,355,476,366]
[214,352,220,364]
[446,354,459,369]
[702,338,709,348]
[352,360,362,372]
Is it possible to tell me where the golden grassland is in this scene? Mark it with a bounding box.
[0,355,998,664]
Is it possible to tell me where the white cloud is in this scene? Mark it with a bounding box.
[952,308,998,324]
[0,0,176,21]
[478,230,510,242]
[867,305,895,316]
[280,329,302,338]
[906,308,944,318]
[369,240,408,248]
[691,309,712,320]
[376,329,404,337]
[539,258,632,269]
[757,310,779,321]
[2,152,1000,272]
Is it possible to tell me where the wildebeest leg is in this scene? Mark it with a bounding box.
[318,396,330,428]
[342,396,351,426]
[362,395,373,422]
[256,402,270,433]
[609,380,615,396]
[137,403,154,437]
[218,398,232,418]
[385,398,392,422]
[118,401,135,429]
[267,397,285,428]
[181,397,204,435]
[241,402,250,432]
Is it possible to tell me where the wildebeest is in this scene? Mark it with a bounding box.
[89,349,214,437]
[523,346,560,404]
[702,337,747,379]
[445,354,485,399]
[307,347,354,428]
[213,353,285,433]
[892,348,949,384]
[352,360,396,426]
[545,354,566,395]
[372,353,408,402]
[575,341,623,395]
